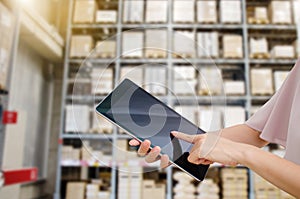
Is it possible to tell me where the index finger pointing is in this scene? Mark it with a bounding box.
[171,131,197,143]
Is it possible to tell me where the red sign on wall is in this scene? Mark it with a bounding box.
[2,111,17,124]
[3,168,38,186]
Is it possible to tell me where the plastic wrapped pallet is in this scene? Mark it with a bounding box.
[92,113,113,134]
[197,1,217,23]
[123,0,144,23]
[122,32,144,58]
[173,31,195,58]
[95,10,117,23]
[269,1,292,24]
[94,40,116,58]
[251,68,273,96]
[173,80,197,95]
[198,106,222,132]
[145,29,167,58]
[220,0,241,24]
[224,81,245,95]
[293,1,300,24]
[197,32,219,58]
[65,105,90,133]
[224,106,245,127]
[120,66,143,86]
[248,6,269,24]
[223,35,243,58]
[173,0,194,23]
[70,35,93,58]
[197,179,220,199]
[173,172,196,199]
[91,67,113,95]
[173,66,196,80]
[144,67,166,95]
[274,71,289,91]
[249,38,268,58]
[271,45,294,59]
[73,0,97,23]
[146,0,167,23]
[199,66,223,95]
[66,182,86,199]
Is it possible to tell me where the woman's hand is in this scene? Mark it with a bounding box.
[171,131,239,166]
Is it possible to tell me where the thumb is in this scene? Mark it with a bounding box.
[171,131,197,144]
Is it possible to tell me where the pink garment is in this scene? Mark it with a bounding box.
[245,59,300,165]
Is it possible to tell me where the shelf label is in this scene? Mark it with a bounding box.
[2,167,38,186]
[2,111,17,124]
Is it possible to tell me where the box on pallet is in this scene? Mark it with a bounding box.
[249,38,269,57]
[73,0,97,23]
[199,66,223,95]
[274,71,289,91]
[122,32,144,58]
[146,0,167,23]
[94,40,116,58]
[123,0,144,23]
[220,0,242,24]
[269,1,292,24]
[145,29,167,58]
[173,31,195,57]
[271,45,294,59]
[173,0,194,23]
[95,10,117,23]
[224,106,245,127]
[223,35,243,58]
[144,67,166,95]
[197,0,217,23]
[66,182,86,199]
[70,35,93,58]
[197,32,219,58]
[65,105,90,133]
[251,68,274,95]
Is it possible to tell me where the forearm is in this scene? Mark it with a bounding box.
[231,143,300,198]
[220,124,268,148]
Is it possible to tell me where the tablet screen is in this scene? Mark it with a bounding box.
[96,79,209,181]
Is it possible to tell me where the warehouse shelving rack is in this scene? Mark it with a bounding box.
[55,0,300,199]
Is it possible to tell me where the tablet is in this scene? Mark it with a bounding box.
[96,79,209,181]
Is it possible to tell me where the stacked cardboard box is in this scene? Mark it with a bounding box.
[224,106,245,127]
[91,67,113,95]
[142,180,165,199]
[145,0,168,23]
[173,0,194,23]
[94,40,116,58]
[197,32,219,58]
[62,146,81,162]
[269,1,292,24]
[173,31,195,58]
[221,168,248,199]
[73,0,97,23]
[249,38,269,58]
[248,7,269,24]
[251,68,274,95]
[220,0,242,24]
[0,3,14,90]
[145,29,167,58]
[271,45,294,59]
[86,184,99,199]
[173,171,196,199]
[66,182,86,199]
[144,67,166,95]
[70,35,93,58]
[224,81,245,95]
[199,66,223,95]
[173,66,197,95]
[274,71,289,91]
[95,10,117,24]
[197,179,220,199]
[120,66,143,86]
[123,0,144,23]
[197,1,217,24]
[91,113,113,134]
[65,105,90,133]
[118,167,143,199]
[122,32,144,58]
[223,35,243,58]
[198,106,222,132]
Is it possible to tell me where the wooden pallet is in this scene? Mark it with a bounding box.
[174,21,195,24]
[272,22,292,25]
[223,55,243,59]
[198,21,217,24]
[248,17,269,24]
[95,53,115,59]
[145,52,167,59]
[250,53,270,59]
[173,53,194,59]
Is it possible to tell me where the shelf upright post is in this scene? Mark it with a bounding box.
[241,0,254,199]
[54,0,74,198]
[295,0,300,60]
[166,0,173,198]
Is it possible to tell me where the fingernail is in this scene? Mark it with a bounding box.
[171,131,178,135]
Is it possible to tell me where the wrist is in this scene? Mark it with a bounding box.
[229,142,257,166]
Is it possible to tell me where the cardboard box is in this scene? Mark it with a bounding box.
[270,1,292,24]
[144,67,166,95]
[66,182,86,199]
[94,40,116,58]
[123,0,144,23]
[220,0,242,24]
[271,45,294,59]
[255,7,268,21]
[73,0,96,23]
[173,0,194,23]
[199,66,223,95]
[274,71,289,91]
[293,1,300,24]
[198,106,222,131]
[146,0,168,23]
[95,10,117,23]
[92,113,113,133]
[224,106,245,127]
[197,32,219,58]
[122,32,144,58]
[249,37,268,56]
[197,1,217,23]
[173,31,195,57]
[251,68,273,95]
[173,66,196,80]
[145,29,167,58]
[91,67,113,94]
[173,80,197,95]
[223,35,243,58]
[65,105,90,133]
[70,35,93,58]
[224,81,245,95]
[120,66,143,86]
